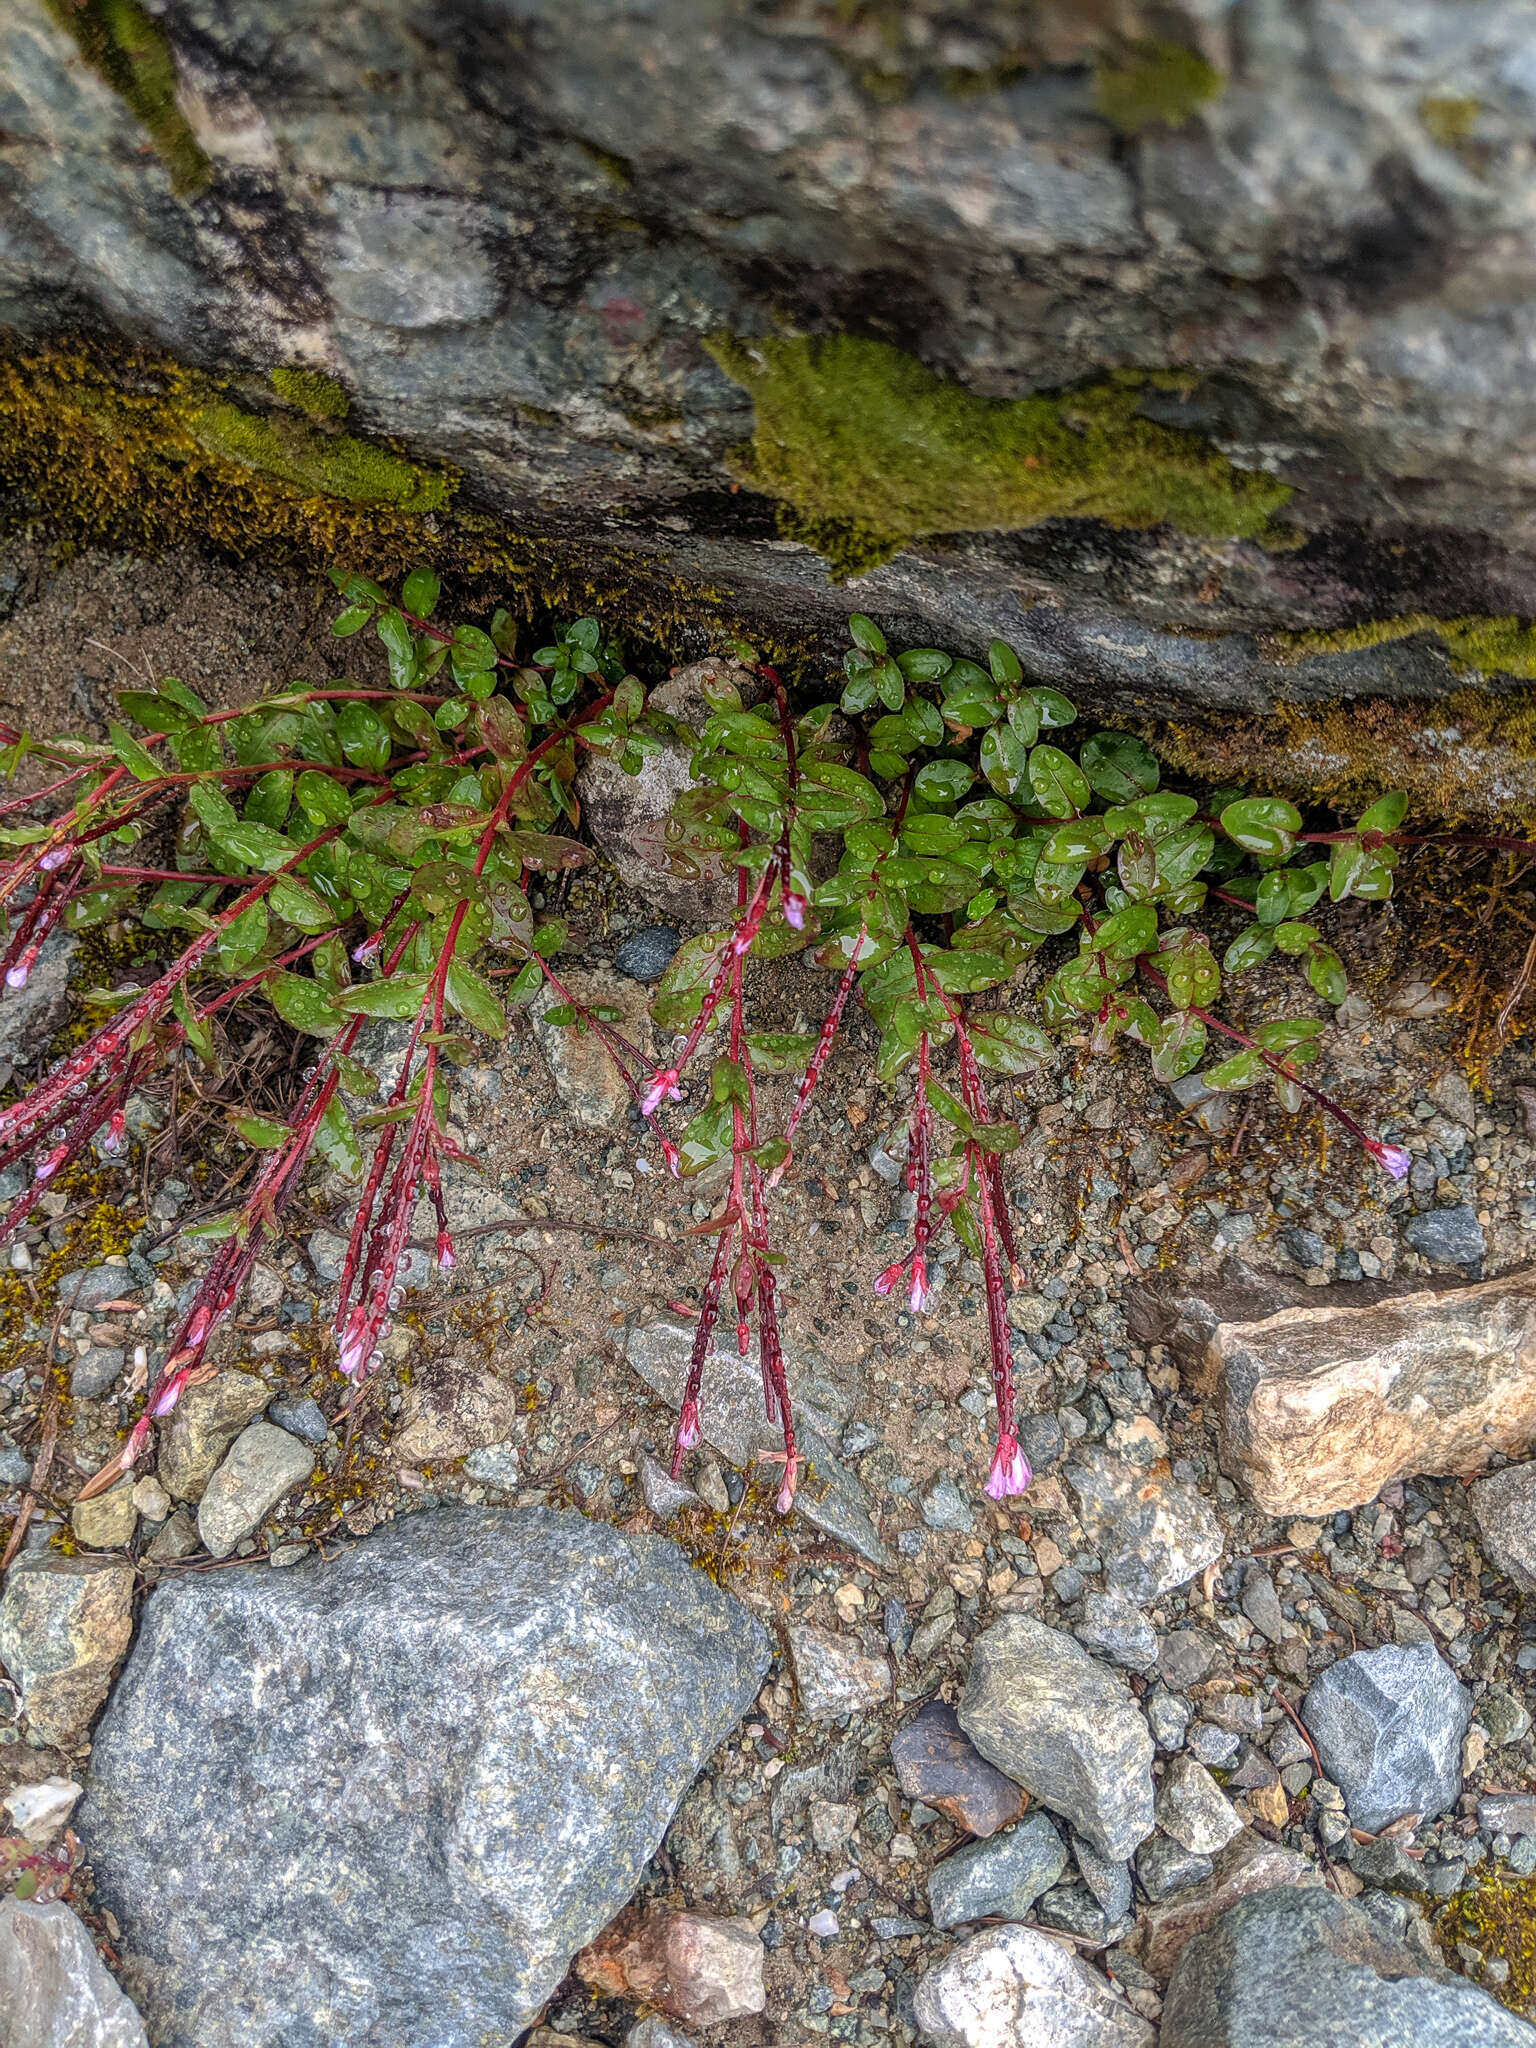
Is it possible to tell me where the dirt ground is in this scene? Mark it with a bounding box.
[4,535,1536,2041]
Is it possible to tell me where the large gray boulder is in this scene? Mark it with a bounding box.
[1301,1640,1471,1834]
[1160,1885,1536,2046]
[78,1506,771,2048]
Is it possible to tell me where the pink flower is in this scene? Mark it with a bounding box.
[776,1468,797,1515]
[38,847,71,873]
[676,1398,701,1452]
[33,1143,67,1183]
[909,1255,930,1315]
[984,1433,1033,1500]
[873,1258,906,1298]
[642,1067,681,1117]
[1365,1139,1412,1180]
[659,1138,681,1179]
[5,963,28,990]
[436,1231,456,1270]
[337,1302,370,1379]
[782,889,809,932]
[102,1109,126,1154]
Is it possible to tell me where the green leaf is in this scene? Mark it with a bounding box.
[335,972,431,1019]
[1223,924,1275,974]
[1085,902,1158,959]
[1254,1017,1325,1051]
[498,830,589,872]
[108,720,161,782]
[1005,695,1040,747]
[1149,1010,1207,1082]
[1080,731,1160,803]
[1034,688,1077,729]
[745,1030,819,1073]
[1204,1049,1267,1091]
[216,898,269,973]
[446,958,508,1037]
[896,647,952,682]
[1219,796,1303,858]
[315,1095,363,1178]
[1307,943,1348,1004]
[987,638,1023,686]
[245,770,293,830]
[402,567,441,617]
[966,1013,1054,1073]
[294,769,355,827]
[913,758,975,804]
[267,971,343,1036]
[1155,932,1221,1008]
[117,687,199,733]
[1358,791,1407,834]
[979,721,1028,797]
[1273,920,1319,954]
[331,603,372,637]
[848,612,887,655]
[336,702,391,770]
[476,697,528,764]
[231,1111,290,1148]
[1028,744,1090,819]
[505,959,544,1004]
[941,670,1001,727]
[269,877,336,932]
[1044,818,1112,864]
[926,1078,975,1137]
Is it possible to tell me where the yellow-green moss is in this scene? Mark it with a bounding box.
[1093,39,1224,135]
[1268,612,1536,681]
[41,0,212,197]
[705,331,1293,577]
[190,401,449,512]
[269,366,350,421]
[1436,1868,1536,2014]
[1151,685,1536,821]
[1420,94,1482,149]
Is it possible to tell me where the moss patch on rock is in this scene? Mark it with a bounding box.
[1152,686,1536,822]
[269,366,350,421]
[705,333,1292,576]
[1436,1867,1536,2014]
[1093,39,1224,135]
[1268,613,1536,682]
[189,401,448,512]
[41,0,212,197]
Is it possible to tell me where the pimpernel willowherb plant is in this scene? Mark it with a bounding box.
[0,571,1485,1517]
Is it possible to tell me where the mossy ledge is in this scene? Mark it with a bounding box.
[1268,612,1536,681]
[705,333,1293,578]
[41,0,212,198]
[1153,685,1536,822]
[1093,39,1225,136]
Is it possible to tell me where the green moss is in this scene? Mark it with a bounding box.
[269,366,350,421]
[1436,1867,1536,2013]
[577,139,634,189]
[41,0,212,197]
[188,402,450,512]
[1268,613,1536,681]
[705,331,1292,576]
[1093,39,1224,135]
[1420,95,1481,148]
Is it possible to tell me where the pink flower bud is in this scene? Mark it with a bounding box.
[338,1303,370,1379]
[909,1255,930,1315]
[6,963,28,990]
[1365,1139,1412,1181]
[102,1110,126,1154]
[642,1068,680,1117]
[659,1138,681,1178]
[676,1399,701,1452]
[985,1433,1033,1500]
[873,1259,906,1298]
[776,1467,798,1515]
[38,846,71,872]
[782,889,808,931]
[33,1142,67,1182]
[436,1231,456,1270]
[185,1305,211,1350]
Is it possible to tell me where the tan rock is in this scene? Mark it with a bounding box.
[392,1358,520,1465]
[1244,1780,1291,1830]
[1128,1828,1321,1983]
[0,1553,135,1747]
[159,1370,270,1502]
[1202,1269,1536,1516]
[529,966,655,1132]
[70,1478,137,1551]
[576,1901,766,2026]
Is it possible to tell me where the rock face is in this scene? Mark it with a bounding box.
[1065,1447,1223,1602]
[1155,1757,1243,1856]
[0,1896,148,2048]
[958,1616,1155,1861]
[18,1,1536,785]
[927,1812,1067,1930]
[78,1507,770,2048]
[0,1552,135,1748]
[1469,1461,1536,1592]
[1301,1641,1471,1833]
[1159,1885,1536,2046]
[914,1923,1155,2048]
[1201,1271,1536,1516]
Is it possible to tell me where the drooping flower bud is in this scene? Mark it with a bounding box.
[985,1433,1033,1500]
[1365,1138,1412,1180]
[676,1398,701,1452]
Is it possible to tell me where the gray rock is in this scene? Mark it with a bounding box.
[70,1346,125,1401]
[1136,1834,1214,1904]
[1186,1721,1241,1768]
[390,1357,521,1465]
[927,1811,1067,1930]
[196,1423,316,1560]
[0,931,76,1069]
[921,1476,977,1533]
[786,1622,891,1721]
[1158,1630,1219,1691]
[614,925,681,982]
[1159,1884,1536,2047]
[529,968,653,1131]
[462,1440,522,1489]
[1350,1836,1424,1892]
[1065,1447,1223,1602]
[0,1551,135,1747]
[0,1895,148,2048]
[915,1923,1155,2048]
[639,1452,702,1520]
[1469,1460,1536,1592]
[627,2021,698,2048]
[1072,1834,1134,1922]
[1239,1566,1286,1645]
[624,1317,888,1565]
[158,1371,270,1503]
[0,1444,32,1488]
[1071,1589,1159,1673]
[1404,1206,1486,1270]
[1128,1830,1323,1985]
[265,1396,330,1445]
[958,1615,1155,1861]
[144,1509,200,1564]
[1156,1756,1243,1855]
[51,1264,132,1313]
[1302,1641,1471,1833]
[79,1507,770,2048]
